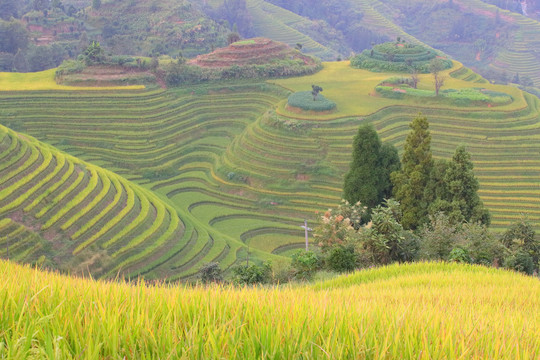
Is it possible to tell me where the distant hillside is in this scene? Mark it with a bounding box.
[260,0,540,90]
[4,0,540,89]
[376,0,540,89]
[203,0,342,60]
[0,0,229,72]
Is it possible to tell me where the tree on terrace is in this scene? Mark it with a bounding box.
[343,124,400,221]
[311,84,323,100]
[429,58,446,96]
[428,146,490,225]
[410,67,420,89]
[391,114,433,230]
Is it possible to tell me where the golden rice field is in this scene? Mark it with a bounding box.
[0,69,144,91]
[0,260,538,359]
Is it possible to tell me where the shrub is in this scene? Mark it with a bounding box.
[55,59,85,77]
[448,247,472,264]
[287,91,336,111]
[419,213,461,261]
[232,262,272,285]
[504,251,535,275]
[325,245,357,273]
[291,250,321,281]
[313,200,366,251]
[351,42,452,73]
[199,262,223,284]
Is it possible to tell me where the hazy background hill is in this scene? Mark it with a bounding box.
[1,0,540,91]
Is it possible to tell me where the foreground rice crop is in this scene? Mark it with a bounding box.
[0,261,538,359]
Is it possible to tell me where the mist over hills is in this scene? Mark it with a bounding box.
[0,0,539,89]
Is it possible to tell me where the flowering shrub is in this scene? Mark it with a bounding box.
[313,200,366,252]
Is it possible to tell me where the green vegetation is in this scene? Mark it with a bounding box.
[205,0,341,60]
[233,39,256,45]
[287,91,336,111]
[351,41,453,73]
[391,114,434,230]
[376,78,513,106]
[0,124,184,277]
[343,124,399,219]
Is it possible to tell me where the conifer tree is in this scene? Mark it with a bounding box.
[343,124,400,221]
[436,146,490,225]
[391,114,433,230]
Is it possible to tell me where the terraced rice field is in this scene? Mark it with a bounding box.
[0,61,539,279]
[452,0,540,87]
[0,125,185,278]
[243,0,338,60]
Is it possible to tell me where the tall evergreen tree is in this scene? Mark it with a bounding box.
[343,124,399,221]
[391,114,433,230]
[439,146,490,225]
[343,124,381,212]
[379,143,401,200]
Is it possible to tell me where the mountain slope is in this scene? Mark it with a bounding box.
[0,122,187,278]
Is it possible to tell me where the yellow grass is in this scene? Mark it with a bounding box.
[0,69,145,91]
[0,260,538,359]
[270,61,526,119]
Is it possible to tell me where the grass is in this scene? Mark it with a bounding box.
[232,39,256,45]
[271,61,526,120]
[0,69,145,91]
[0,260,538,359]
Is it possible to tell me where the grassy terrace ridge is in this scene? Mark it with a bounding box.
[1,260,538,358]
[0,125,185,278]
[0,69,145,91]
[189,37,319,70]
[0,60,539,279]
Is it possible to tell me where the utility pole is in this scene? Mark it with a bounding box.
[301,220,312,251]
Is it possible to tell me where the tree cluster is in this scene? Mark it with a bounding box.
[299,114,539,278]
[391,114,490,230]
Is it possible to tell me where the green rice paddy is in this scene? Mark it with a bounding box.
[0,60,538,279]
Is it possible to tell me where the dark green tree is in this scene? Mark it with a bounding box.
[445,146,490,224]
[343,124,400,220]
[378,143,401,200]
[501,218,538,270]
[0,0,18,20]
[311,84,323,100]
[391,114,433,229]
[92,0,101,10]
[0,20,29,54]
[199,262,223,284]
